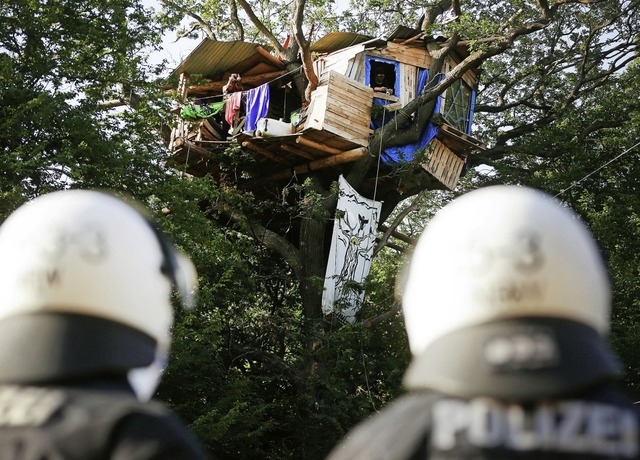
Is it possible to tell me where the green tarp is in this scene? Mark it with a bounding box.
[180,101,225,120]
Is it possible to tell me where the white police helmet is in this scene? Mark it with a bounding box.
[401,185,620,399]
[0,190,197,388]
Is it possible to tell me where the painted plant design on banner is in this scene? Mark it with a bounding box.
[322,176,382,323]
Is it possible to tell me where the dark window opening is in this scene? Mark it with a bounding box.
[370,62,396,95]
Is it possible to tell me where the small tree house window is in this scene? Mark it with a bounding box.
[442,79,472,134]
[369,62,396,94]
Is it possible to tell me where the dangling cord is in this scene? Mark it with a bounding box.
[372,105,387,203]
[359,335,378,412]
[554,139,640,198]
[182,142,191,180]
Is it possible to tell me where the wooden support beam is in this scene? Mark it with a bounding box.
[192,140,232,145]
[255,46,288,68]
[260,147,368,182]
[399,34,424,46]
[372,92,399,102]
[439,124,486,150]
[172,140,216,160]
[280,143,316,160]
[177,72,190,99]
[383,101,403,111]
[186,70,287,96]
[295,136,342,155]
[242,141,289,165]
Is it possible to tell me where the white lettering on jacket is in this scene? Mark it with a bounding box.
[432,398,638,457]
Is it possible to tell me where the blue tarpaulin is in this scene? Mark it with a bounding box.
[245,83,270,131]
[364,55,476,165]
[467,89,476,135]
[377,68,443,165]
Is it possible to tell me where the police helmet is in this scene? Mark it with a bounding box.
[401,185,620,399]
[0,190,196,388]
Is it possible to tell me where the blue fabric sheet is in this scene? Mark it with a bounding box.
[245,84,270,131]
[379,71,443,166]
[467,89,476,135]
[365,55,476,165]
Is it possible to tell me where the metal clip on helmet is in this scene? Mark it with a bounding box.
[0,190,197,391]
[401,186,620,400]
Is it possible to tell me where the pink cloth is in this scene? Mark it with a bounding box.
[225,91,242,125]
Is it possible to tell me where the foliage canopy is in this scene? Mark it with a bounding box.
[1,0,640,458]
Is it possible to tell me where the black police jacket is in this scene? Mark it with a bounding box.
[327,386,640,460]
[0,382,210,459]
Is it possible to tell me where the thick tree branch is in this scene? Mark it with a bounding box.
[373,191,426,256]
[361,300,402,328]
[419,0,453,30]
[185,11,215,39]
[229,0,244,41]
[236,0,284,54]
[222,207,303,278]
[578,119,630,141]
[161,1,216,39]
[291,0,319,102]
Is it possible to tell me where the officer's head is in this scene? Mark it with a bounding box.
[401,185,620,400]
[0,190,197,399]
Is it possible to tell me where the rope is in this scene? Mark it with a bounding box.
[372,103,388,202]
[554,140,640,198]
[359,336,378,412]
[181,141,191,179]
[186,66,303,103]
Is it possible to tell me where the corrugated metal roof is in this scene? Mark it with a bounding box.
[173,39,278,77]
[175,28,475,78]
[386,26,472,59]
[310,32,376,53]
[386,26,422,41]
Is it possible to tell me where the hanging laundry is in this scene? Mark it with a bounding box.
[180,100,225,121]
[225,91,242,126]
[244,84,270,132]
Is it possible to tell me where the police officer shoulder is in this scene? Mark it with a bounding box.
[328,186,640,460]
[0,190,210,459]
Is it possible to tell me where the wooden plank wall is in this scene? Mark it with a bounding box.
[371,42,477,88]
[382,42,432,68]
[304,71,373,146]
[399,63,417,108]
[314,42,477,115]
[316,45,365,84]
[421,138,465,190]
[442,59,477,88]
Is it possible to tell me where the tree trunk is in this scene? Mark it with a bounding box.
[298,177,330,323]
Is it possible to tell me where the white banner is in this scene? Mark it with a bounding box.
[322,176,382,323]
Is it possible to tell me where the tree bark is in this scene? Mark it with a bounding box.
[298,177,331,322]
[291,0,319,103]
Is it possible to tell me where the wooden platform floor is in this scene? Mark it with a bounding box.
[168,126,369,188]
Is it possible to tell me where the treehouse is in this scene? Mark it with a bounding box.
[165,27,485,199]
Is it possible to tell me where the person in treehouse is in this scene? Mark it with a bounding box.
[371,68,394,95]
